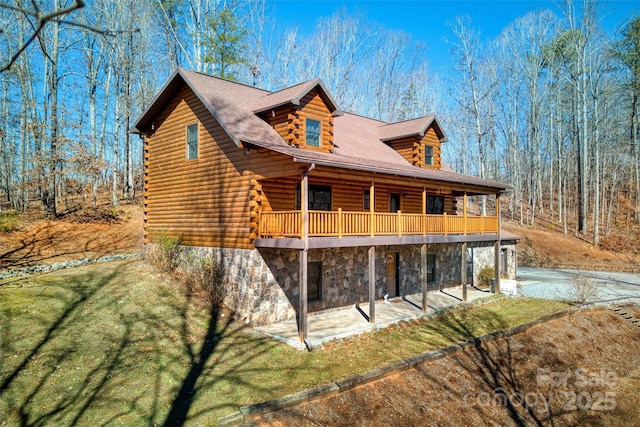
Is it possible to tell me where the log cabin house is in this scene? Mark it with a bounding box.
[132,68,517,343]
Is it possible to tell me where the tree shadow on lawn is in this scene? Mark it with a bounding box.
[0,261,282,426]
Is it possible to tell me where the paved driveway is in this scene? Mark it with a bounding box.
[518,267,640,305]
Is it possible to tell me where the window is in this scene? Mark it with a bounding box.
[426,253,436,283]
[306,118,321,147]
[363,189,370,210]
[307,261,322,301]
[296,184,332,211]
[426,195,444,214]
[390,193,401,213]
[186,123,198,160]
[424,145,434,166]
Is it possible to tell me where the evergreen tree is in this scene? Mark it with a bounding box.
[204,6,247,80]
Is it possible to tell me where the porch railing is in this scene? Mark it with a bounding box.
[259,209,498,239]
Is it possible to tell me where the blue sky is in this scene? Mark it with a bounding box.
[267,0,640,71]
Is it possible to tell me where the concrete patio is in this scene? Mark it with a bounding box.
[254,286,494,350]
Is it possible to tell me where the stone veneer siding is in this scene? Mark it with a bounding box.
[176,241,516,326]
[468,240,518,285]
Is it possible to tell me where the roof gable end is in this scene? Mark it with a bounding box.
[131,68,185,135]
[132,68,283,149]
[378,115,448,143]
[252,78,343,116]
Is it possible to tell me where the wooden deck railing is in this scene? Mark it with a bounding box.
[259,210,498,239]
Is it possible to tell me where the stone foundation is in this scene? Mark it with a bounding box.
[176,241,517,326]
[468,240,518,285]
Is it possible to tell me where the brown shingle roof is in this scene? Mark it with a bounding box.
[251,78,342,115]
[133,68,509,193]
[377,115,448,142]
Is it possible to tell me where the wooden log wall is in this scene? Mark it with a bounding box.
[384,127,443,170]
[299,89,334,152]
[257,88,334,152]
[145,84,301,249]
[386,137,416,166]
[420,127,442,170]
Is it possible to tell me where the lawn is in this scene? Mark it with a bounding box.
[0,259,568,426]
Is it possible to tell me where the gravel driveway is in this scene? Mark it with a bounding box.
[518,267,640,305]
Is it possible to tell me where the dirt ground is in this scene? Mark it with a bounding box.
[505,221,640,272]
[0,202,143,271]
[245,308,640,426]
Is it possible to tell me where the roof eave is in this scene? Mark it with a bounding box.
[131,68,184,134]
[131,68,242,147]
[380,132,421,142]
[291,155,510,193]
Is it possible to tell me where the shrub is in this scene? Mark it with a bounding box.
[185,253,226,308]
[145,229,183,271]
[566,273,598,304]
[478,265,495,288]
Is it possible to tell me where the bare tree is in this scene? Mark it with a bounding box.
[0,0,85,73]
[448,15,497,213]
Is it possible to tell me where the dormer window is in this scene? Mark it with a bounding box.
[306,118,321,147]
[425,145,434,166]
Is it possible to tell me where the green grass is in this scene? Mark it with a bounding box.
[0,260,568,425]
[0,211,19,232]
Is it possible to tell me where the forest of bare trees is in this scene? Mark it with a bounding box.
[0,0,639,246]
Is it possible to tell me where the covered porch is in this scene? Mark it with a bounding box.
[251,165,505,349]
[254,286,493,350]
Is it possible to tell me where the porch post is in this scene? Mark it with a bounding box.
[422,187,426,236]
[299,250,308,344]
[420,244,428,311]
[494,193,501,294]
[463,192,468,235]
[370,181,375,237]
[298,167,311,345]
[368,246,375,323]
[461,242,468,302]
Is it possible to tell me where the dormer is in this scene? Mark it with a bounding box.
[377,115,447,169]
[252,79,342,153]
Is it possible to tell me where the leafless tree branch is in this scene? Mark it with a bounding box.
[0,0,85,72]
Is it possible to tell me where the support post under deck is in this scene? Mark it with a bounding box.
[421,244,428,311]
[368,246,376,323]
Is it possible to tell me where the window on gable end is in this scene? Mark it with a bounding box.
[306,118,321,147]
[186,123,198,160]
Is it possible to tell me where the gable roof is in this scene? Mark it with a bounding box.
[251,78,342,116]
[133,68,509,193]
[377,115,448,143]
[132,68,281,148]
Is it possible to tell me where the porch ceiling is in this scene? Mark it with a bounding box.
[254,233,500,250]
